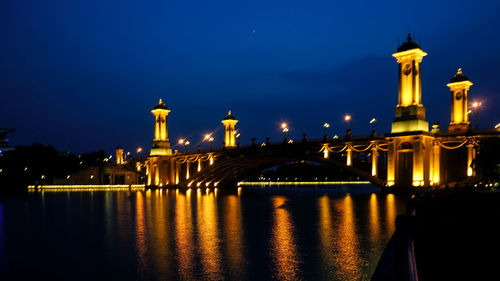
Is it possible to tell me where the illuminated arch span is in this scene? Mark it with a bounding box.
[186,153,385,188]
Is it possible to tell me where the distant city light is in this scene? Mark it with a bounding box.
[137,147,143,153]
[323,123,330,128]
[370,118,377,124]
[344,115,351,121]
[281,123,287,129]
[178,138,185,145]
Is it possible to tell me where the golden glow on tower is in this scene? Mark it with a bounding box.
[221,110,238,148]
[116,147,124,165]
[391,34,429,133]
[447,68,473,131]
[150,99,172,156]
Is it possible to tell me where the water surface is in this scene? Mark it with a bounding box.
[0,188,405,280]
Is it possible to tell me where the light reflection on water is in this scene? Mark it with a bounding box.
[0,188,405,281]
[270,196,300,280]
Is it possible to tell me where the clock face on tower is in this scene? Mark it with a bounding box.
[403,63,412,75]
[456,91,463,100]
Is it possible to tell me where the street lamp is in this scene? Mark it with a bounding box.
[323,123,330,139]
[344,114,352,130]
[369,118,377,133]
[209,137,214,150]
[235,133,241,147]
[178,138,189,152]
[471,101,482,129]
[281,123,289,140]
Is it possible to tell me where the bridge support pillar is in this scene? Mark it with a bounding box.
[175,161,180,184]
[346,144,352,166]
[146,164,151,186]
[430,140,440,185]
[371,144,378,177]
[467,142,476,177]
[322,143,330,159]
[197,158,202,172]
[186,161,190,180]
[154,165,160,186]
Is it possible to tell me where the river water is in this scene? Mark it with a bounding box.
[0,187,406,280]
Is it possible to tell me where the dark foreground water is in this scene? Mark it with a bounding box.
[0,187,405,281]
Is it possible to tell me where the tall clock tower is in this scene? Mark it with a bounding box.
[447,68,473,131]
[391,33,429,133]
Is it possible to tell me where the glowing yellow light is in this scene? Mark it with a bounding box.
[323,123,330,128]
[238,181,370,186]
[178,138,185,145]
[495,123,500,129]
[281,123,287,129]
[344,115,351,121]
[137,147,142,153]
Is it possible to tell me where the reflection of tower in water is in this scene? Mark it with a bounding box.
[196,189,224,280]
[270,196,300,280]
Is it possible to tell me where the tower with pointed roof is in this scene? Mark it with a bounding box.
[391,33,429,133]
[447,68,473,131]
[221,111,238,148]
[150,99,172,156]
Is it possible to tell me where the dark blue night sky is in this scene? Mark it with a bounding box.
[1,0,499,154]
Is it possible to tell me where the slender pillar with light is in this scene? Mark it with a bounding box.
[346,143,352,166]
[467,141,476,177]
[430,140,440,184]
[371,142,378,177]
[222,111,238,148]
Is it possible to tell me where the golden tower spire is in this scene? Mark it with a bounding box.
[150,99,172,156]
[221,110,238,148]
[391,33,429,133]
[447,68,473,131]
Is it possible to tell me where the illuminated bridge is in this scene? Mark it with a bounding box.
[141,34,500,189]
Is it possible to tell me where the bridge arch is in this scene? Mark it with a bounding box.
[186,153,385,188]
